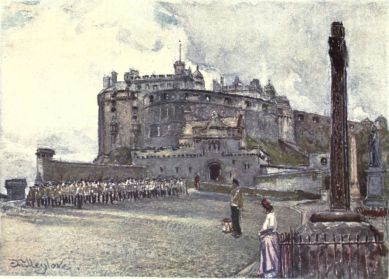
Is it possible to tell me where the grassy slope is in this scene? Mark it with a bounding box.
[246,136,308,166]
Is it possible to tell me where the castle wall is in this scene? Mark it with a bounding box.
[293,110,332,153]
[97,94,105,157]
[293,110,364,153]
[255,169,323,194]
[38,159,146,182]
[244,110,279,142]
[133,151,263,186]
[142,89,279,148]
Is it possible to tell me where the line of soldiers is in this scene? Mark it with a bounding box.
[26,177,188,209]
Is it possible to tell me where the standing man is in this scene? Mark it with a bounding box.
[194,173,200,190]
[230,179,243,238]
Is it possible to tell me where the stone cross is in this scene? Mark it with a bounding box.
[328,22,350,211]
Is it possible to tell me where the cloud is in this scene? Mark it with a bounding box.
[162,1,389,120]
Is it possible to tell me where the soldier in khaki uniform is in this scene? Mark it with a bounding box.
[230,179,243,238]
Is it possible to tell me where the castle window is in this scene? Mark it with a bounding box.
[298,114,304,121]
[175,167,179,174]
[132,106,138,113]
[111,100,117,106]
[149,95,154,104]
[167,83,172,88]
[188,166,192,174]
[320,157,328,166]
[150,125,159,137]
[205,95,211,102]
[262,104,268,111]
[131,92,137,99]
[146,84,150,89]
[162,93,168,100]
[232,160,235,165]
[224,97,232,105]
[161,107,167,119]
[111,107,116,113]
[245,101,252,108]
[110,121,118,135]
[313,116,319,123]
[184,93,189,100]
[132,115,137,120]
[160,167,164,173]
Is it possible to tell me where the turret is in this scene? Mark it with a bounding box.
[249,79,263,93]
[192,65,205,90]
[35,148,55,185]
[375,115,388,130]
[35,148,55,160]
[124,69,139,84]
[103,75,111,88]
[264,80,276,99]
[174,41,186,75]
[111,71,118,84]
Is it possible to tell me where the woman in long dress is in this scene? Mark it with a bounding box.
[257,198,280,278]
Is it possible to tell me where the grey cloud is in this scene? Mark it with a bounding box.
[20,0,40,5]
[154,3,178,28]
[152,39,164,52]
[1,9,34,29]
[116,28,147,51]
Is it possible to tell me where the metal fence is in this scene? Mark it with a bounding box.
[279,229,387,278]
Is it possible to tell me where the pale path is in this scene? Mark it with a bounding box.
[0,191,300,277]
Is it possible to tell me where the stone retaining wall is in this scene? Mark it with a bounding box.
[255,169,324,194]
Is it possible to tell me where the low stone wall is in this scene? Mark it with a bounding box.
[133,151,261,186]
[39,159,147,182]
[255,169,323,194]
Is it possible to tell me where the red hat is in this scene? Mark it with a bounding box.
[261,198,271,207]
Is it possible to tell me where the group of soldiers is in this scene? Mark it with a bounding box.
[26,177,188,209]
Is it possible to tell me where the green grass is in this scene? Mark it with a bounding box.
[246,136,308,166]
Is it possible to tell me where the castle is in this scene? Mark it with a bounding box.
[91,45,305,186]
[35,47,384,189]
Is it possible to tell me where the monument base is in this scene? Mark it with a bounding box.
[364,167,386,207]
[310,211,365,223]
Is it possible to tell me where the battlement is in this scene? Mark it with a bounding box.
[35,148,55,159]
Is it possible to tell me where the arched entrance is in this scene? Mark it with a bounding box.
[209,163,221,181]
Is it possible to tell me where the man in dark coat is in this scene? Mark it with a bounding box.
[230,179,243,238]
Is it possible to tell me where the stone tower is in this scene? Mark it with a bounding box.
[35,148,55,185]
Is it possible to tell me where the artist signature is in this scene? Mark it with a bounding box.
[9,258,71,274]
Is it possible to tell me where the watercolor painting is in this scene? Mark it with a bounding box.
[0,0,388,278]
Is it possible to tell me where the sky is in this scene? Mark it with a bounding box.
[0,0,388,190]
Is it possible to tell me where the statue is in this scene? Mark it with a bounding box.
[368,125,381,167]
